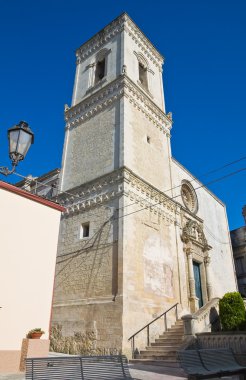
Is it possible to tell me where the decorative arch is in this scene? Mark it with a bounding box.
[182,219,208,249]
[181,180,198,214]
[95,48,110,62]
[134,51,149,69]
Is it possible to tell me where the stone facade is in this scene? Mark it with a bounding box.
[230,206,246,296]
[17,13,238,357]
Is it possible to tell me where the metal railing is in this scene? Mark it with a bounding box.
[128,303,179,358]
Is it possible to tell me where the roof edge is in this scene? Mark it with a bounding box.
[0,180,65,212]
[171,157,225,207]
[76,12,164,63]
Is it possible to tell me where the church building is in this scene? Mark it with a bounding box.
[19,13,237,357]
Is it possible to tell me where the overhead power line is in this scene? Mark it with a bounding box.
[54,166,244,270]
[12,156,245,217]
[116,168,245,221]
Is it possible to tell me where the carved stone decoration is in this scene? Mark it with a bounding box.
[204,254,213,300]
[182,219,213,312]
[95,48,110,61]
[181,180,198,214]
[182,219,209,250]
[75,13,163,68]
[64,75,172,134]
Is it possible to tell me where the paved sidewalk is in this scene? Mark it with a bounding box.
[129,363,186,379]
[0,364,186,380]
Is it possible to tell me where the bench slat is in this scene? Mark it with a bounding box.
[178,350,211,376]
[26,355,132,380]
[178,348,246,380]
[199,348,245,373]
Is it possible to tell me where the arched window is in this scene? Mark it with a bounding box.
[139,62,148,89]
[95,58,106,83]
[134,52,149,91]
[94,48,109,85]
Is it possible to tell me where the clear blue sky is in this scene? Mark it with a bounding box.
[0,0,245,229]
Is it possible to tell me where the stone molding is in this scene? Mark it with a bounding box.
[65,75,172,135]
[76,13,163,68]
[65,76,124,128]
[182,219,211,252]
[125,189,176,225]
[124,76,171,134]
[59,169,124,216]
[53,295,122,307]
[58,167,177,218]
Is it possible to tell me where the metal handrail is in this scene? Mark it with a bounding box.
[128,303,179,359]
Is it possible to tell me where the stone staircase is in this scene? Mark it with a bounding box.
[130,319,184,367]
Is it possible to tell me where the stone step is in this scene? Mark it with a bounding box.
[155,336,183,344]
[146,345,180,352]
[174,319,183,324]
[160,329,183,334]
[134,318,184,363]
[129,359,181,368]
[140,350,177,357]
[168,326,183,332]
[159,332,183,338]
[151,342,182,347]
[137,353,177,360]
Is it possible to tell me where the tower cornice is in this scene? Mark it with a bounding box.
[58,166,177,224]
[76,13,164,68]
[65,74,172,135]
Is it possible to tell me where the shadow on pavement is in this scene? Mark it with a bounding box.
[129,364,187,377]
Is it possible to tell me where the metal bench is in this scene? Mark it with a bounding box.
[178,348,246,379]
[26,355,134,379]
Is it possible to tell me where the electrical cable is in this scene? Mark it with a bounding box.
[12,155,245,219]
[55,167,244,267]
[115,168,245,221]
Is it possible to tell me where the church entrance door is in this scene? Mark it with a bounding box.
[193,261,203,308]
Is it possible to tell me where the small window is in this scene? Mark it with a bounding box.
[80,222,90,239]
[95,58,105,84]
[147,136,150,144]
[139,62,148,90]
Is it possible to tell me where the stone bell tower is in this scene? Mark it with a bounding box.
[59,13,173,194]
[53,13,179,356]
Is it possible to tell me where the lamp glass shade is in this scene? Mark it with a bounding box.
[8,121,34,164]
[15,129,33,158]
[8,130,20,156]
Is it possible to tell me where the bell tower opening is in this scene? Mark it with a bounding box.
[138,62,148,90]
[95,58,106,84]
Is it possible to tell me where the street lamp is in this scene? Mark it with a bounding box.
[0,121,34,176]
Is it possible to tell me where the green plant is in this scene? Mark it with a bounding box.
[27,328,45,338]
[219,292,246,331]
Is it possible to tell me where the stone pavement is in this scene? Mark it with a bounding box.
[0,367,240,380]
[129,363,186,379]
[0,364,186,380]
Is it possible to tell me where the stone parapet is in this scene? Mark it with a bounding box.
[182,298,220,338]
[197,332,246,354]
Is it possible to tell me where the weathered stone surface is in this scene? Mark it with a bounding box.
[53,13,237,357]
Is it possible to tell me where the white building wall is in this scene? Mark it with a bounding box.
[0,186,62,350]
[171,159,237,297]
